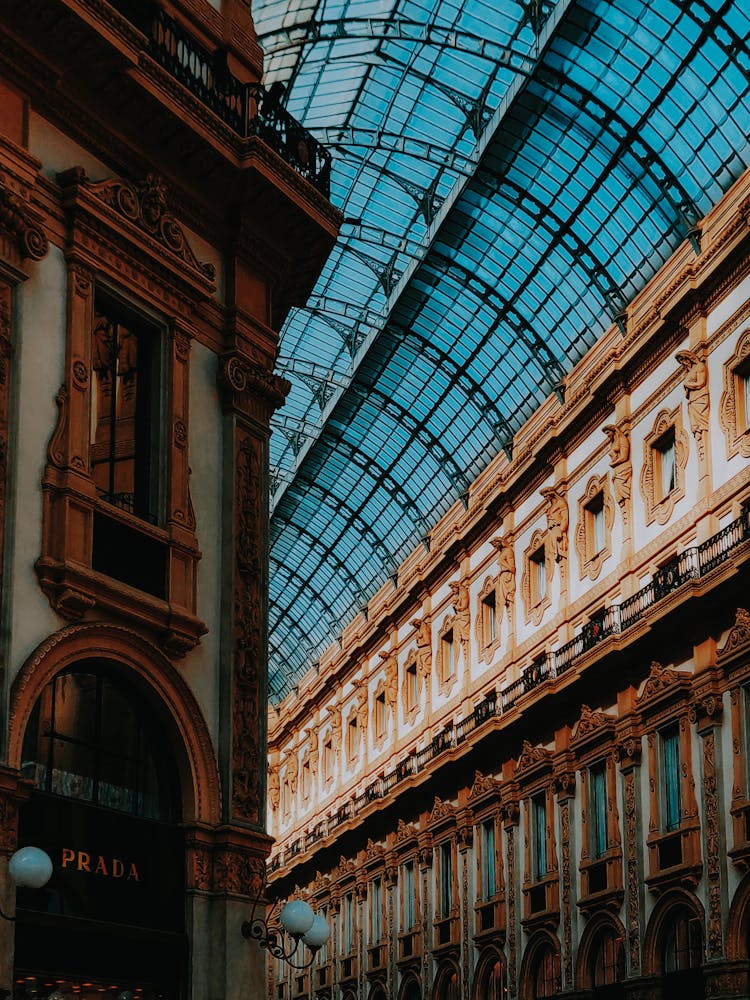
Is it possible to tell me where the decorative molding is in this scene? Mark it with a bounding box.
[574,473,615,582]
[435,612,458,694]
[719,328,750,459]
[0,174,49,261]
[623,769,641,972]
[468,769,501,804]
[410,615,432,700]
[636,660,689,710]
[429,796,456,825]
[639,404,689,525]
[220,352,291,415]
[448,579,470,662]
[603,422,632,510]
[475,573,501,664]
[540,485,569,564]
[718,607,750,662]
[89,173,215,281]
[515,740,552,779]
[702,729,723,957]
[572,704,616,747]
[490,533,516,614]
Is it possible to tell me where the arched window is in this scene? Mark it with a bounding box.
[660,906,705,999]
[533,943,561,999]
[434,965,460,1000]
[400,978,421,1000]
[591,928,625,997]
[481,957,506,1000]
[21,667,179,821]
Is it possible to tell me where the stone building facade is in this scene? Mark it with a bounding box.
[0,3,337,998]
[267,169,750,1000]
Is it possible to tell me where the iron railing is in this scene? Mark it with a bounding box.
[108,1,331,194]
[269,507,750,873]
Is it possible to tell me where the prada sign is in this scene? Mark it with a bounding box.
[18,792,183,932]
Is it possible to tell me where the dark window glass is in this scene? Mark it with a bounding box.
[21,669,178,822]
[591,764,608,859]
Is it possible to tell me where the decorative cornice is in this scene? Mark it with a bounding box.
[571,704,616,747]
[636,660,689,708]
[515,739,552,778]
[718,607,750,663]
[0,175,48,260]
[220,352,291,412]
[468,769,502,803]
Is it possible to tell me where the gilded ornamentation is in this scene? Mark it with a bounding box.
[603,423,632,508]
[719,328,750,459]
[702,729,723,957]
[0,177,49,260]
[90,173,215,281]
[540,485,569,562]
[639,405,689,525]
[676,349,710,459]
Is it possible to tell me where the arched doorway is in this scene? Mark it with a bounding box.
[13,664,187,999]
[520,934,561,1000]
[659,905,705,999]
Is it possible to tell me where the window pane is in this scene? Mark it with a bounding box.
[533,795,547,879]
[404,861,415,930]
[662,728,682,832]
[482,820,496,899]
[591,765,608,858]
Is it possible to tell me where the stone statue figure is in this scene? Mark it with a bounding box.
[603,423,632,507]
[356,684,369,735]
[490,534,516,610]
[329,706,342,755]
[540,486,569,561]
[267,762,280,811]
[285,751,298,795]
[307,725,319,775]
[379,650,398,712]
[411,615,432,689]
[449,580,471,656]
[676,349,710,441]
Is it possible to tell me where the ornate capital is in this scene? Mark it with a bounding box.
[0,176,48,262]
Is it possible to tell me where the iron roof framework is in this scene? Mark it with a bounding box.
[253,0,750,701]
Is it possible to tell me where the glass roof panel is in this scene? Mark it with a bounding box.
[256,0,750,700]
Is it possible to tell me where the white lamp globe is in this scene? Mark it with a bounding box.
[302,913,330,950]
[8,846,53,889]
[279,899,315,938]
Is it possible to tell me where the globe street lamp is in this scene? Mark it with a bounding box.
[0,846,53,921]
[242,886,330,969]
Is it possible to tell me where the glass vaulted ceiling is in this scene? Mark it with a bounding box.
[255,0,750,702]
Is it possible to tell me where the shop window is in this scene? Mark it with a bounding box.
[402,859,415,931]
[439,841,453,917]
[21,668,178,821]
[533,944,561,999]
[661,726,682,833]
[590,763,608,860]
[481,818,496,901]
[532,793,548,880]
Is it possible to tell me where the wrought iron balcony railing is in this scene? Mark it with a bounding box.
[269,506,750,875]
[108,1,331,195]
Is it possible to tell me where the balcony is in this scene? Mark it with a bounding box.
[269,508,750,874]
[106,1,331,194]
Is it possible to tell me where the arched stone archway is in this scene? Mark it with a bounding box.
[398,973,422,1000]
[576,912,626,996]
[432,960,461,1000]
[8,623,221,823]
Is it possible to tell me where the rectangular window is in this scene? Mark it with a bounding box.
[481,818,496,900]
[531,546,546,603]
[442,631,455,679]
[662,727,682,833]
[482,590,497,643]
[439,841,453,917]
[343,892,354,954]
[375,692,386,736]
[347,716,358,759]
[403,860,415,930]
[657,433,677,497]
[323,738,333,779]
[91,295,162,525]
[302,760,311,799]
[586,493,606,555]
[590,764,608,859]
[743,369,750,426]
[533,793,548,880]
[371,878,382,942]
[406,662,418,709]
